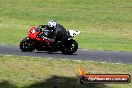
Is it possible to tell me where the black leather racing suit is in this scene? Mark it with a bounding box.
[38,24,68,43]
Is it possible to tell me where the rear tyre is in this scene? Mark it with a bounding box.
[20,37,35,52]
[61,39,78,55]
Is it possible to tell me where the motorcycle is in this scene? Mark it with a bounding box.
[19,26,80,55]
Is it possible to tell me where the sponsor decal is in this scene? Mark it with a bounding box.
[77,66,131,84]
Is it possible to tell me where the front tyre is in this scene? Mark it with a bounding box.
[20,37,35,52]
[61,39,78,55]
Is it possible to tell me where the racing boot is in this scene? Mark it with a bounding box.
[48,41,56,54]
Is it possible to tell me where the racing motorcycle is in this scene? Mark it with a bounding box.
[19,26,80,55]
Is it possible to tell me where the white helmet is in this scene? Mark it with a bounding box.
[48,20,57,28]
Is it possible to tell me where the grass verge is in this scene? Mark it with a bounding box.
[0,55,131,88]
[0,0,132,51]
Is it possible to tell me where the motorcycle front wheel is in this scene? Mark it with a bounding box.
[20,37,35,52]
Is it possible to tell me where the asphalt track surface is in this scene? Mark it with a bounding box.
[0,45,132,64]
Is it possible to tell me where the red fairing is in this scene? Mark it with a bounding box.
[27,26,51,44]
[28,26,36,33]
[28,26,40,40]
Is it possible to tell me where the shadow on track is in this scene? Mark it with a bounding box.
[36,51,62,54]
[36,51,78,56]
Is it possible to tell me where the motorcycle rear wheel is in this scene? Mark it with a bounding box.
[61,39,78,55]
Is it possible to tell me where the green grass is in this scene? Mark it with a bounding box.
[0,0,132,51]
[0,55,131,88]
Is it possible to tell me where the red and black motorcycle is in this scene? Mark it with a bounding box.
[19,26,80,54]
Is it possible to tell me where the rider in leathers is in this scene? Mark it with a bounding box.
[38,20,68,51]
